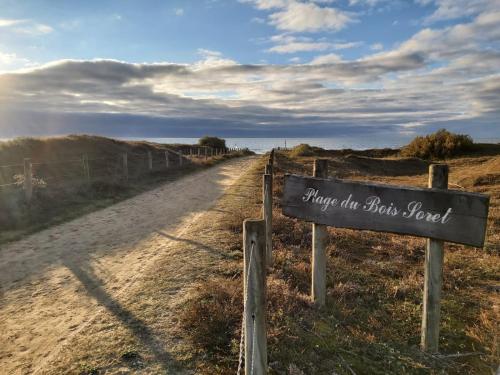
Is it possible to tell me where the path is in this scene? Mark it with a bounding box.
[0,156,257,374]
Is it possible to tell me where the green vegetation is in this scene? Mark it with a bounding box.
[198,136,226,149]
[289,143,323,157]
[401,129,474,159]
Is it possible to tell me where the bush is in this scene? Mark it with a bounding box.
[198,136,226,149]
[289,144,322,157]
[401,129,473,159]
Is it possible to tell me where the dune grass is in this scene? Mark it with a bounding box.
[177,148,499,374]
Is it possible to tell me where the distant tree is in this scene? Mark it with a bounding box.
[198,136,226,149]
[401,129,473,159]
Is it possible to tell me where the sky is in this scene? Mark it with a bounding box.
[0,0,499,139]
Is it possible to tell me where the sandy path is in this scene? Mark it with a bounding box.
[0,156,257,374]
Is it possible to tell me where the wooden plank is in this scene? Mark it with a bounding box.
[421,164,447,353]
[282,174,489,247]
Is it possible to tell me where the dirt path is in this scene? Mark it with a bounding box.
[0,156,258,374]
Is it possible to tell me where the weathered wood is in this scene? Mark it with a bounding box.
[122,153,128,181]
[263,174,273,266]
[23,158,33,203]
[82,154,90,184]
[312,159,328,307]
[282,173,489,247]
[147,151,153,171]
[165,151,169,168]
[421,164,447,352]
[179,152,183,167]
[243,219,267,374]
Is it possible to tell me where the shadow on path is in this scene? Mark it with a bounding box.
[62,257,180,373]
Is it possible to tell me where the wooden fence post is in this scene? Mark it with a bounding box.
[421,164,448,352]
[122,153,128,181]
[263,174,273,266]
[312,159,328,307]
[23,158,33,203]
[147,151,153,171]
[82,154,90,184]
[243,219,267,375]
[165,151,169,168]
[179,152,183,167]
[205,147,208,160]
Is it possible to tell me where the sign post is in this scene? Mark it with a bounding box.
[282,162,490,351]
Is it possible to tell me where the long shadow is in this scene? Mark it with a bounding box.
[156,230,226,259]
[62,257,180,372]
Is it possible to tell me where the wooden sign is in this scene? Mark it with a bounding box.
[282,174,490,247]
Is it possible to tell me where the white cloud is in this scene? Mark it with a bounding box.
[0,19,26,27]
[310,53,342,64]
[174,8,184,16]
[418,0,500,23]
[269,1,354,32]
[268,40,332,53]
[332,41,363,49]
[370,42,383,51]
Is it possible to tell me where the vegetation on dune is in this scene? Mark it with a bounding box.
[198,136,226,149]
[178,148,500,374]
[0,135,248,244]
[289,143,324,157]
[401,129,474,159]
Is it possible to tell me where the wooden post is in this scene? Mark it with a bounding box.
[421,164,448,352]
[205,147,208,160]
[243,219,267,375]
[147,151,153,171]
[198,148,201,157]
[179,152,183,167]
[122,153,128,181]
[312,159,328,307]
[23,158,33,203]
[82,154,90,184]
[165,151,169,168]
[263,174,273,266]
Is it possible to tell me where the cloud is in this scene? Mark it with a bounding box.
[418,0,500,23]
[0,11,499,138]
[370,43,383,51]
[266,34,362,54]
[243,0,355,32]
[174,8,184,16]
[269,1,355,32]
[0,18,54,35]
[0,18,26,27]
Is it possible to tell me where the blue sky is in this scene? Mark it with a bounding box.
[0,0,499,139]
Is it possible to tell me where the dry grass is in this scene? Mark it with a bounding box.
[0,135,251,244]
[177,147,500,374]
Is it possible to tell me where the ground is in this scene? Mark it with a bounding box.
[0,156,258,374]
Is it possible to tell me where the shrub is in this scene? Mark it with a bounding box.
[289,144,322,157]
[198,136,226,149]
[401,129,473,159]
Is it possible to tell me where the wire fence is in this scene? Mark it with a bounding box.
[0,146,244,200]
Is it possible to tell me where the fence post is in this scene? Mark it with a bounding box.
[82,154,90,184]
[179,152,183,167]
[122,153,128,181]
[23,158,33,203]
[243,219,267,375]
[263,174,273,266]
[165,151,169,168]
[147,151,153,171]
[421,164,448,352]
[205,147,208,160]
[312,159,328,307]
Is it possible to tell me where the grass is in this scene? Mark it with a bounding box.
[0,134,252,244]
[176,146,500,374]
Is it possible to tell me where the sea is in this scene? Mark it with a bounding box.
[117,136,414,154]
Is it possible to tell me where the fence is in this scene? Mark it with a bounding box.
[238,149,489,373]
[0,146,241,203]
